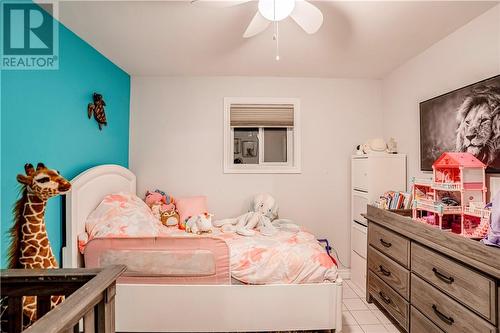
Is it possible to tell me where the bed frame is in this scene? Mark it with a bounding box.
[62,164,343,332]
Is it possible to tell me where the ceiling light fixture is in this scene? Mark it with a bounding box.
[258,0,295,21]
[192,0,324,61]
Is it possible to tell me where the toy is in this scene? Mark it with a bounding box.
[214,193,282,236]
[412,152,490,238]
[8,163,71,324]
[355,145,364,156]
[161,210,180,227]
[482,191,500,247]
[387,137,397,153]
[362,138,387,154]
[87,92,107,130]
[144,190,179,227]
[184,213,213,234]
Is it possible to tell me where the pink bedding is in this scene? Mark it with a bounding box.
[81,193,338,285]
[217,229,337,284]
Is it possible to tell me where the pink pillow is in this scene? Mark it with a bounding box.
[176,196,208,223]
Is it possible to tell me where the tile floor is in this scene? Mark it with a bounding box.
[342,279,401,333]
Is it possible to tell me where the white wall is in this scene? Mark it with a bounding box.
[130,76,383,267]
[381,5,500,192]
[129,5,499,271]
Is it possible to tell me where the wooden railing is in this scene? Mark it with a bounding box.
[1,265,125,333]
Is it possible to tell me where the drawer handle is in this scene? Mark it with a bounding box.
[378,291,391,304]
[432,268,454,284]
[379,265,391,277]
[379,238,392,248]
[432,304,454,325]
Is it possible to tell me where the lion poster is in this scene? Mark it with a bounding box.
[420,75,500,172]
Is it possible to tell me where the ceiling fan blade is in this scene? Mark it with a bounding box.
[290,1,323,34]
[243,11,271,38]
[190,0,252,8]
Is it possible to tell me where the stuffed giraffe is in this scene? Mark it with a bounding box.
[7,163,71,326]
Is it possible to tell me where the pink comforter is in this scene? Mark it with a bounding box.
[152,227,338,284]
[81,193,338,284]
[216,229,337,284]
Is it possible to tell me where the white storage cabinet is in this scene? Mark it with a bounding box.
[350,154,406,291]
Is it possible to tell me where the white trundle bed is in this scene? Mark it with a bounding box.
[62,164,343,332]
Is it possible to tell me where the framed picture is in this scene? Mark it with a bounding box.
[242,141,258,158]
[234,138,241,154]
[420,75,500,172]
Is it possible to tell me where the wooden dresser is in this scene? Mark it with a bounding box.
[365,206,500,333]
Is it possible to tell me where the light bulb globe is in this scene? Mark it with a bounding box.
[258,0,295,22]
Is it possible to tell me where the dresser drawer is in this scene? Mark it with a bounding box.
[367,246,409,300]
[352,158,368,192]
[351,250,367,292]
[411,274,496,333]
[368,271,409,330]
[351,221,367,258]
[410,306,444,333]
[411,243,496,323]
[352,190,368,225]
[368,223,409,268]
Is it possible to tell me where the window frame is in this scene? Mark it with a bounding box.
[224,97,301,174]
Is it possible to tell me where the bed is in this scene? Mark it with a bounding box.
[62,164,343,332]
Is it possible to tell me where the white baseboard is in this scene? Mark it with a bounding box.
[338,268,351,280]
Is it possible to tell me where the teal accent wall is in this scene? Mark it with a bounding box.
[0,12,130,268]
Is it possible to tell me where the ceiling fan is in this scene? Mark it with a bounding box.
[191,0,324,38]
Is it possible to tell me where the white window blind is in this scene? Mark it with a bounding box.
[230,104,294,127]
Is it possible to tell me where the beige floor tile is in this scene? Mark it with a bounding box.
[342,324,365,333]
[384,323,401,332]
[352,285,366,298]
[343,284,359,299]
[343,311,359,326]
[360,324,389,332]
[351,310,381,325]
[371,309,392,324]
[343,298,369,311]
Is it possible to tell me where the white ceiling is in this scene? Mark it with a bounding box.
[58,1,498,78]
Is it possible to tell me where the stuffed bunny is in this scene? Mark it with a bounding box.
[214,193,280,236]
[185,213,213,235]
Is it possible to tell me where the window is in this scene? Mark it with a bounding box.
[224,98,301,173]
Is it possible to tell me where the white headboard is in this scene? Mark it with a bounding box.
[62,164,136,268]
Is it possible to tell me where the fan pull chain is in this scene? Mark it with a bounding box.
[272,0,280,61]
[274,21,280,61]
[273,0,280,61]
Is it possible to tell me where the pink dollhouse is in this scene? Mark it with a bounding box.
[412,152,491,238]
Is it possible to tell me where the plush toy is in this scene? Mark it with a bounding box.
[387,137,398,153]
[8,163,71,324]
[184,213,213,234]
[214,193,281,236]
[161,210,180,227]
[144,190,179,227]
[362,138,387,154]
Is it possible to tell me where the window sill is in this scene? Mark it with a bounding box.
[224,165,302,174]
